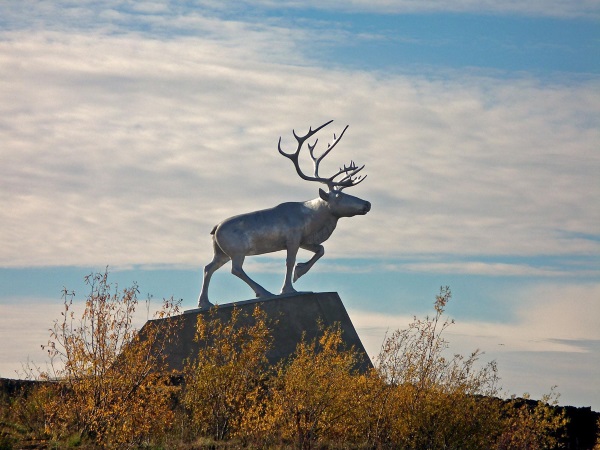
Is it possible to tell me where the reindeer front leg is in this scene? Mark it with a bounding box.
[281,243,300,294]
[293,244,324,282]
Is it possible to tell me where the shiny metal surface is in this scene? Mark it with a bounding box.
[198,121,370,307]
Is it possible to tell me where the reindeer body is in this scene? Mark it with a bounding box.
[197,121,370,307]
[214,197,337,256]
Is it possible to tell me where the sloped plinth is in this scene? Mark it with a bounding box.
[141,292,372,373]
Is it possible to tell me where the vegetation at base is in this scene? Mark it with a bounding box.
[182,305,274,442]
[0,271,596,449]
[2,269,182,448]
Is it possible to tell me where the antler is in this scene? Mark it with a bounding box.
[278,120,366,191]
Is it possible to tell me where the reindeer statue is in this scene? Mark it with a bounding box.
[198,120,371,307]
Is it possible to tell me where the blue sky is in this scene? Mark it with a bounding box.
[1,1,599,409]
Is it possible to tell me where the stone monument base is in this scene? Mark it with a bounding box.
[141,292,372,373]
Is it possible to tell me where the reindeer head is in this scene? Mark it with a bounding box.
[318,188,371,217]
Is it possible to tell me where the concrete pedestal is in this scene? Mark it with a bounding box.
[141,292,372,373]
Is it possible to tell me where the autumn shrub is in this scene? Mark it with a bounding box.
[496,391,568,450]
[22,269,182,448]
[367,287,503,448]
[8,279,573,449]
[181,288,569,449]
[368,287,568,449]
[252,324,368,449]
[182,305,274,443]
[0,389,17,449]
[2,382,58,444]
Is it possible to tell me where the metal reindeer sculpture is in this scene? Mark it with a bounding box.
[198,120,371,307]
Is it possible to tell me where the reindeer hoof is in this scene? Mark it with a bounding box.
[198,298,214,309]
[255,288,274,298]
[293,263,309,282]
[280,286,298,295]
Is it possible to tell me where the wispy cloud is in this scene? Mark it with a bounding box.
[0,296,168,378]
[249,257,599,277]
[392,261,598,277]
[350,282,600,405]
[330,0,600,18]
[189,0,600,19]
[1,27,598,268]
[352,282,600,354]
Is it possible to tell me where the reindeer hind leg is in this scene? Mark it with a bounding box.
[198,238,230,308]
[230,254,273,298]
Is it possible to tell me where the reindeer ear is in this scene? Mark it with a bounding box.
[319,188,330,201]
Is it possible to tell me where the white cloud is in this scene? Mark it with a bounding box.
[0,302,54,378]
[1,29,598,269]
[393,261,599,277]
[253,258,600,278]
[349,282,600,407]
[2,1,599,43]
[0,296,172,379]
[352,282,600,355]
[514,283,600,343]
[201,0,600,18]
[370,0,599,18]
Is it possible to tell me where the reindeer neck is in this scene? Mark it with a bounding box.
[303,197,335,219]
[302,197,338,245]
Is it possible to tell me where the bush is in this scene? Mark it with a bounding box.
[253,323,370,449]
[180,287,569,449]
[7,281,571,448]
[372,287,503,448]
[182,305,274,442]
[22,269,182,448]
[497,391,568,450]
